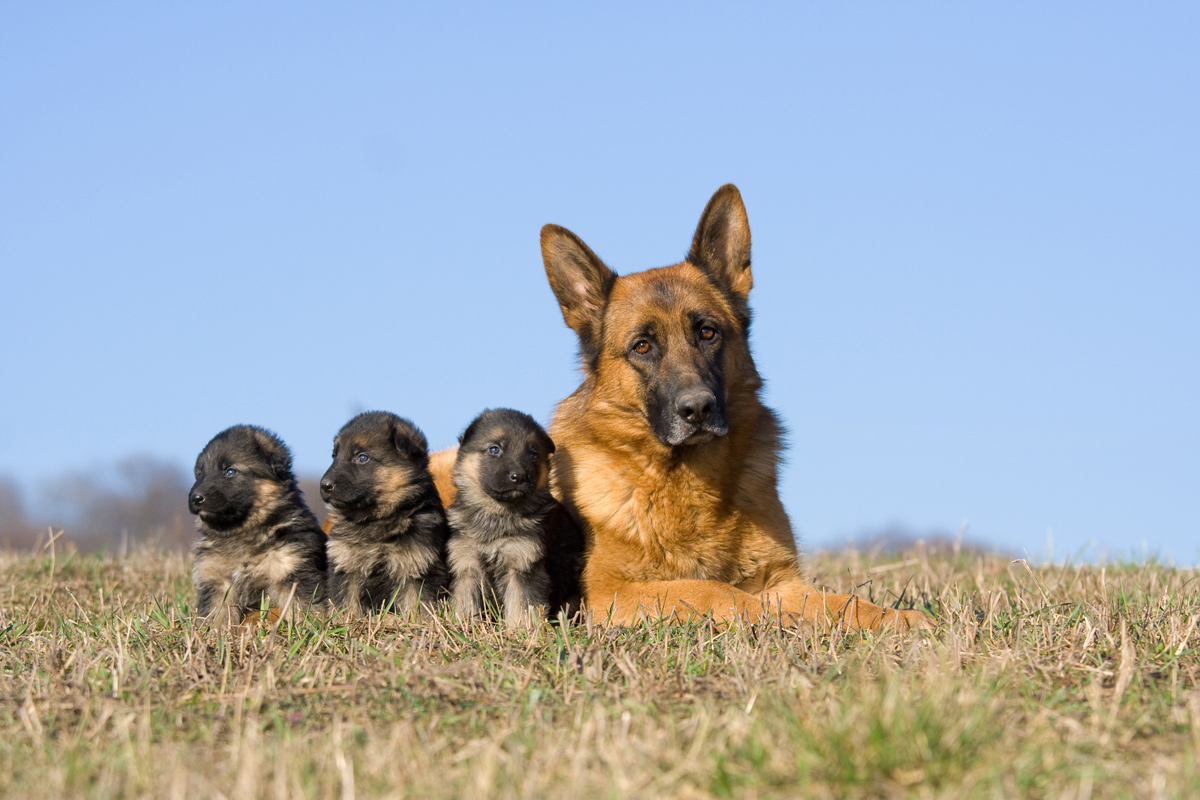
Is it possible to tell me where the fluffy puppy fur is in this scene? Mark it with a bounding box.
[320,411,450,617]
[447,408,586,627]
[189,425,327,626]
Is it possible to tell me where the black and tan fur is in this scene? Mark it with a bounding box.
[320,412,449,617]
[446,409,585,627]
[189,425,327,626]
[543,184,934,631]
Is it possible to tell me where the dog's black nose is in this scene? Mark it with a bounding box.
[189,492,205,506]
[676,391,715,425]
[320,479,334,500]
[508,471,529,485]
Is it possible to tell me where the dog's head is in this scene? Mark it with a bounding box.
[320,411,430,522]
[454,408,555,508]
[541,184,756,448]
[189,425,295,532]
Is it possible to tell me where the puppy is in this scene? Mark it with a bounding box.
[189,425,327,627]
[320,411,450,617]
[447,408,586,627]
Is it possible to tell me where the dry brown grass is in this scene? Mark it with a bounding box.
[1,537,1197,799]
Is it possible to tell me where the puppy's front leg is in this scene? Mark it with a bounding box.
[341,574,365,618]
[501,565,549,629]
[448,541,486,620]
[390,578,422,618]
[196,579,240,627]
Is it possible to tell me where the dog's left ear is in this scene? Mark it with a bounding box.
[251,427,293,481]
[392,420,429,462]
[688,184,753,322]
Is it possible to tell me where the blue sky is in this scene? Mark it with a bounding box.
[2,3,1197,563]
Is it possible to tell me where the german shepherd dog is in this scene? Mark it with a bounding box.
[542,184,934,631]
[446,409,586,626]
[189,425,328,626]
[320,412,449,617]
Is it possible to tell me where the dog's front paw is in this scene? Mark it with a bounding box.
[883,607,936,633]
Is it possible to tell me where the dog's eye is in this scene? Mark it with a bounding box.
[355,453,370,464]
[487,445,501,456]
[224,468,237,477]
[699,326,718,341]
[528,450,539,461]
[633,340,652,355]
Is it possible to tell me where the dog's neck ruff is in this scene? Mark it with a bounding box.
[448,487,555,544]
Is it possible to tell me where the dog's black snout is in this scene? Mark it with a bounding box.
[676,391,716,425]
[189,492,205,507]
[508,470,529,485]
[320,479,334,500]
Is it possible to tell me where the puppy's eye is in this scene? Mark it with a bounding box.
[487,445,501,456]
[224,468,237,477]
[355,453,370,464]
[528,450,539,462]
[633,340,652,355]
[699,326,718,341]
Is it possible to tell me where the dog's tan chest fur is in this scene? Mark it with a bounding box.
[327,536,438,583]
[195,542,303,591]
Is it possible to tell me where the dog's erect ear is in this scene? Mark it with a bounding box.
[541,224,617,359]
[687,184,753,322]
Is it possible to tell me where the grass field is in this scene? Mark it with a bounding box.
[1,538,1197,799]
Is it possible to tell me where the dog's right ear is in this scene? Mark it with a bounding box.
[541,224,617,360]
[392,419,429,462]
[250,426,293,481]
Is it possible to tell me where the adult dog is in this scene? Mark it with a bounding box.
[542,184,933,632]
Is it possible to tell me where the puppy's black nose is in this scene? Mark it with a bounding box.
[508,471,528,485]
[320,479,334,500]
[189,492,205,506]
[676,390,715,425]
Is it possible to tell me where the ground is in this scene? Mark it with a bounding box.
[1,539,1197,799]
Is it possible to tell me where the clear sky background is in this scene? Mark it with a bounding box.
[2,3,1197,563]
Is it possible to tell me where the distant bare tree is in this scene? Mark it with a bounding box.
[833,524,1003,559]
[0,476,39,550]
[36,456,194,553]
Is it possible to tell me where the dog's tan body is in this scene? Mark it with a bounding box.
[542,185,933,632]
[428,447,459,508]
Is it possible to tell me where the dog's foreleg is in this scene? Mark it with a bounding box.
[501,565,549,629]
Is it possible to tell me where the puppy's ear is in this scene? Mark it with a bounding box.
[459,412,487,450]
[251,427,293,481]
[542,431,556,456]
[687,184,752,324]
[541,224,617,362]
[392,420,429,462]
